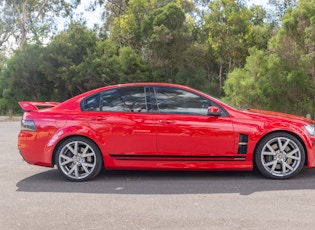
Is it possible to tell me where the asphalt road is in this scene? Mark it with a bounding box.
[2,120,315,229]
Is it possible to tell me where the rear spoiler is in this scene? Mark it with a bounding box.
[18,101,60,112]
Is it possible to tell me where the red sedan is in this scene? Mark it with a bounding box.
[18,83,315,181]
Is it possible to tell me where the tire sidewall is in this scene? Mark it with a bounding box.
[255,132,305,179]
[55,136,103,182]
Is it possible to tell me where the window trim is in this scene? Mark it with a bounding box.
[80,85,229,117]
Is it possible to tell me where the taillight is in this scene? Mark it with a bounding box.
[21,120,37,132]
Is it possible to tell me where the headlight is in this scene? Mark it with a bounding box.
[305,124,315,135]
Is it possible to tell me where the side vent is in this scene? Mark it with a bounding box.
[238,134,248,154]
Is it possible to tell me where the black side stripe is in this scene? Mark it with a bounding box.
[109,154,245,161]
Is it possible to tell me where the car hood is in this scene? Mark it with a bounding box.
[247,109,314,123]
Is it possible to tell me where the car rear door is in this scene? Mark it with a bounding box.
[83,86,157,159]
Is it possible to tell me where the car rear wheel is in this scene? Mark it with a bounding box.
[55,137,103,182]
[255,132,305,179]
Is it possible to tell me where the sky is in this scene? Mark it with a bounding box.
[248,0,269,7]
[70,2,103,28]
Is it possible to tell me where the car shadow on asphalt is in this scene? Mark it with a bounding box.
[16,168,315,195]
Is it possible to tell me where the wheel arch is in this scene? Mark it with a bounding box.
[253,130,308,167]
[51,135,104,167]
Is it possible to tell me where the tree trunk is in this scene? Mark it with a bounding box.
[219,63,223,90]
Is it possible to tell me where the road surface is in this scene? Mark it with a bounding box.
[1,121,315,229]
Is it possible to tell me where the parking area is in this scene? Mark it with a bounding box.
[2,120,315,229]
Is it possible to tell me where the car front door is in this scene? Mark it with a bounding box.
[153,86,236,160]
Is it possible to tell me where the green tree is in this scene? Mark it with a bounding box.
[0,52,8,114]
[0,44,54,113]
[110,0,196,82]
[96,0,130,33]
[0,9,13,51]
[224,0,315,116]
[42,23,150,100]
[204,0,253,92]
[141,2,192,79]
[0,0,80,50]
[268,0,297,19]
[117,46,150,83]
[110,0,150,50]
[270,0,315,114]
[224,47,271,109]
[246,5,275,50]
[42,23,102,100]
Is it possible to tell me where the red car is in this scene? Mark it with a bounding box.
[18,83,315,181]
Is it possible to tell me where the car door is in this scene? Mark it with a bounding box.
[153,86,236,160]
[82,86,157,158]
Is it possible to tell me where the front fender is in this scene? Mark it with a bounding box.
[253,122,315,168]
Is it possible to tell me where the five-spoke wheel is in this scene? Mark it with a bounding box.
[55,137,103,182]
[255,132,305,179]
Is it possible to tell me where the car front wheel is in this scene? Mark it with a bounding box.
[55,137,103,182]
[255,132,305,179]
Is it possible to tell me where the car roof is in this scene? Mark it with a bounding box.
[106,82,192,90]
[75,82,196,99]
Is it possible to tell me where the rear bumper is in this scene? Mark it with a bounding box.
[18,131,54,168]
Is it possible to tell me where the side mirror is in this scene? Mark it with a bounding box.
[207,106,221,116]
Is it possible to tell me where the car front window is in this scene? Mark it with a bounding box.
[154,87,211,115]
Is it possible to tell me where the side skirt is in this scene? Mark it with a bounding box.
[105,154,252,171]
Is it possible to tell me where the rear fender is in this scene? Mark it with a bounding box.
[46,125,106,165]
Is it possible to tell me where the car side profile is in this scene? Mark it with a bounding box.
[18,83,315,181]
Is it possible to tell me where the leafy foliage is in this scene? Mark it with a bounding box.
[0,0,314,117]
[224,0,315,116]
[0,0,80,50]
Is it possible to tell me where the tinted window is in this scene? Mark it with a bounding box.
[101,87,147,112]
[81,93,101,111]
[154,87,211,115]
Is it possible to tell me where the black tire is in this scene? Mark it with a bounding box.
[255,132,305,179]
[55,136,103,182]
